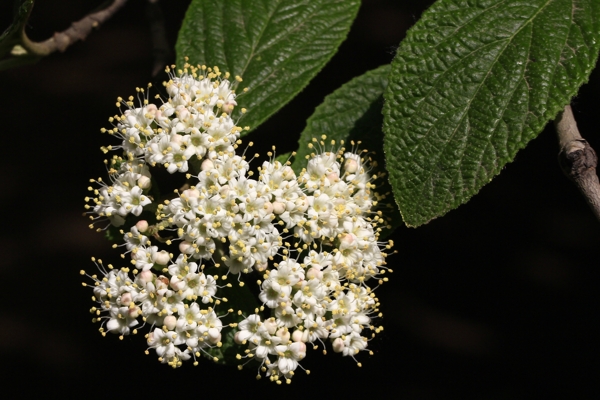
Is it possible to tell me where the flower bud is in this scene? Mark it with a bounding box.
[128,306,141,319]
[175,106,189,121]
[254,262,268,272]
[263,201,274,215]
[182,188,200,199]
[326,172,340,183]
[170,276,184,291]
[119,292,132,306]
[272,201,286,215]
[294,342,307,359]
[342,233,356,245]
[281,166,295,180]
[208,329,221,343]
[153,250,170,265]
[219,185,230,197]
[291,330,304,342]
[295,197,309,213]
[234,331,245,344]
[332,337,345,353]
[138,269,154,284]
[306,267,323,280]
[170,133,184,145]
[135,220,149,233]
[222,102,235,114]
[209,333,222,345]
[137,176,151,189]
[264,318,278,335]
[179,241,194,255]
[344,158,359,173]
[201,159,214,171]
[276,327,290,344]
[163,315,177,331]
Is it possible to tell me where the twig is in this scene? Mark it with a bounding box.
[24,0,129,56]
[555,105,600,221]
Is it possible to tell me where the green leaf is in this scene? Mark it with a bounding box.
[292,64,402,235]
[383,0,600,227]
[176,0,360,133]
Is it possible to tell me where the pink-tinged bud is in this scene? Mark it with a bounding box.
[254,262,268,272]
[179,241,194,254]
[153,250,170,265]
[209,333,221,345]
[175,106,189,120]
[219,185,230,197]
[306,267,323,280]
[295,197,309,213]
[183,188,200,198]
[295,342,307,359]
[164,315,177,330]
[120,292,132,306]
[344,158,359,173]
[201,159,214,171]
[327,172,340,183]
[263,201,274,215]
[137,176,151,189]
[281,166,295,180]
[136,220,149,233]
[170,276,184,291]
[272,201,286,215]
[139,270,153,284]
[170,133,184,145]
[332,337,345,353]
[276,327,290,343]
[291,330,304,342]
[208,329,221,343]
[234,331,245,344]
[128,306,141,319]
[222,102,235,114]
[342,233,356,245]
[145,103,157,115]
[264,318,278,335]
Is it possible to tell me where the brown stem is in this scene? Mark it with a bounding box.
[555,105,600,221]
[24,0,129,56]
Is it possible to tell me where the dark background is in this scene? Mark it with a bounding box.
[1,0,598,397]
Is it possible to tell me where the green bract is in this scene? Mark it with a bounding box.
[383,0,600,227]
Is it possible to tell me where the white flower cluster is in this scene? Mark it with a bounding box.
[82,63,393,383]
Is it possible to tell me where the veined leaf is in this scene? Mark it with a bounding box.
[383,0,600,227]
[176,0,360,133]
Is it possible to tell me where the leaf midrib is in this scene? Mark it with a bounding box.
[398,0,554,203]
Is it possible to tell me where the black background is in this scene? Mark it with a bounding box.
[1,0,599,397]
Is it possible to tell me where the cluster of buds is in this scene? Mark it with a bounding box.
[82,63,394,383]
